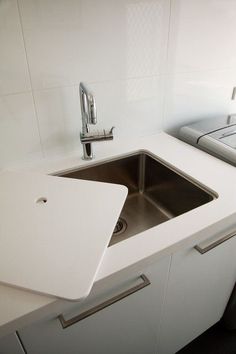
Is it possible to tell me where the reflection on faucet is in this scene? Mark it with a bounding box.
[79,82,114,160]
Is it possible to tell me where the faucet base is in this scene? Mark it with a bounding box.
[82,143,93,160]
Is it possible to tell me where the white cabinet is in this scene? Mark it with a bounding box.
[18,228,236,354]
[158,230,236,354]
[0,333,25,354]
[19,256,171,354]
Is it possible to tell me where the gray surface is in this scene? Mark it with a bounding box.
[0,333,25,354]
[179,116,236,166]
[179,116,236,144]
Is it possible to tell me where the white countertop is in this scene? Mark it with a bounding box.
[1,132,236,337]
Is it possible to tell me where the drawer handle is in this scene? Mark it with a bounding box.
[194,230,236,254]
[58,274,150,329]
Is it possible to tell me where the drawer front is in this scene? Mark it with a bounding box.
[19,256,171,354]
[158,233,236,354]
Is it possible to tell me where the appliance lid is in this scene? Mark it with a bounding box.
[203,125,236,149]
[179,116,236,145]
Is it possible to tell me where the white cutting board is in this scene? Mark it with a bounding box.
[0,171,127,300]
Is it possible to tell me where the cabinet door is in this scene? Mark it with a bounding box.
[158,233,236,354]
[0,333,25,354]
[19,256,170,354]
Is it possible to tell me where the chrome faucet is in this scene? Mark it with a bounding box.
[79,82,114,160]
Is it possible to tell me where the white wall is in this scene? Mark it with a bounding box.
[1,0,236,166]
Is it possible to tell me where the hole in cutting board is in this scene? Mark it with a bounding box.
[36,197,47,204]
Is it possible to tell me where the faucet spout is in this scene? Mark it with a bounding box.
[79,82,97,131]
[79,82,114,160]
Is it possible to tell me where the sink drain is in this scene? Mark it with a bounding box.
[113,217,127,236]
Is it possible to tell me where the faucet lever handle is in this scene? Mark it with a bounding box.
[88,96,97,125]
[109,126,115,135]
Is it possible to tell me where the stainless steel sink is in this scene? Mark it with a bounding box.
[58,151,215,246]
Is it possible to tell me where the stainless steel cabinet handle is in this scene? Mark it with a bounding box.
[194,230,236,254]
[58,274,150,329]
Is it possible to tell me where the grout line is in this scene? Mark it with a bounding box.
[164,0,173,76]
[16,0,46,158]
[161,0,173,132]
[30,75,165,93]
[30,67,236,94]
[0,89,32,98]
[0,65,233,99]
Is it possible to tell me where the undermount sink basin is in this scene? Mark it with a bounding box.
[58,151,215,246]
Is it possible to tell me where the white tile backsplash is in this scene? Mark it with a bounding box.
[125,0,170,78]
[1,0,236,166]
[88,76,164,138]
[18,0,170,90]
[33,76,164,158]
[163,69,236,136]
[167,0,236,73]
[0,0,30,95]
[33,86,81,157]
[0,92,42,165]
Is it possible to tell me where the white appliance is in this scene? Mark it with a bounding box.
[179,116,236,166]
